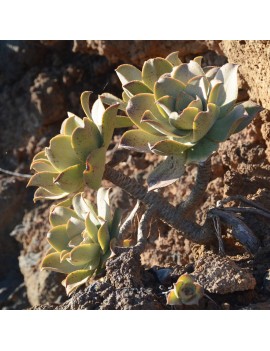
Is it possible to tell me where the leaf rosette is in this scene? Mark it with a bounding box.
[41,188,122,295]
[167,273,204,306]
[104,52,262,190]
[27,92,127,200]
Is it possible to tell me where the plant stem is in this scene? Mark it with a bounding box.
[103,165,215,245]
[177,158,212,216]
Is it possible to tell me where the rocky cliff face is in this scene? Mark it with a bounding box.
[1,40,270,309]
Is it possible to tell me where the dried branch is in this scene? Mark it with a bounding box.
[0,167,31,179]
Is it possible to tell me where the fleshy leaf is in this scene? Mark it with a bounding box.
[85,213,98,242]
[115,116,134,128]
[165,51,181,66]
[141,110,181,137]
[208,80,225,108]
[45,135,81,172]
[80,91,92,119]
[192,103,219,142]
[41,252,76,274]
[68,234,83,248]
[71,117,102,161]
[33,187,69,202]
[97,222,110,254]
[120,129,164,153]
[214,63,238,116]
[65,270,93,296]
[193,56,203,66]
[185,76,209,106]
[150,139,192,156]
[154,76,185,100]
[101,103,119,148]
[147,155,186,191]
[126,93,164,133]
[206,104,246,142]
[69,243,100,266]
[32,150,47,162]
[30,160,56,173]
[172,61,205,84]
[155,95,176,117]
[50,206,78,227]
[27,172,61,194]
[66,217,85,239]
[72,193,99,224]
[54,164,84,193]
[142,58,173,90]
[60,115,84,135]
[123,80,152,97]
[83,147,106,190]
[170,107,199,130]
[203,66,219,80]
[100,93,127,111]
[166,290,181,306]
[186,138,218,164]
[91,98,105,130]
[175,91,195,112]
[233,101,263,133]
[97,188,111,222]
[47,225,70,252]
[116,64,142,85]
[110,208,122,238]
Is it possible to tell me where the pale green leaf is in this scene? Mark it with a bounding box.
[69,243,100,266]
[150,139,192,156]
[71,117,102,161]
[100,93,127,111]
[45,135,81,172]
[192,103,219,142]
[41,252,76,274]
[120,129,164,153]
[47,225,70,252]
[54,164,84,193]
[123,80,152,97]
[80,91,92,119]
[154,76,185,100]
[65,270,93,296]
[186,138,219,164]
[85,213,99,242]
[98,222,110,254]
[165,51,181,66]
[172,61,205,84]
[50,206,79,227]
[142,58,173,90]
[116,64,142,85]
[83,147,106,190]
[60,115,84,135]
[101,103,119,148]
[147,155,186,191]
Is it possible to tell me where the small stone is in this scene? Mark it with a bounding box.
[192,251,256,294]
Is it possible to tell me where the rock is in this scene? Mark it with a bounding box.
[30,72,67,125]
[72,40,214,66]
[11,203,67,306]
[192,251,256,294]
[33,251,166,310]
[219,40,270,110]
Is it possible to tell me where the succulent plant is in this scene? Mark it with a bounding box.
[166,273,204,306]
[27,92,132,201]
[41,187,122,295]
[104,52,262,190]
